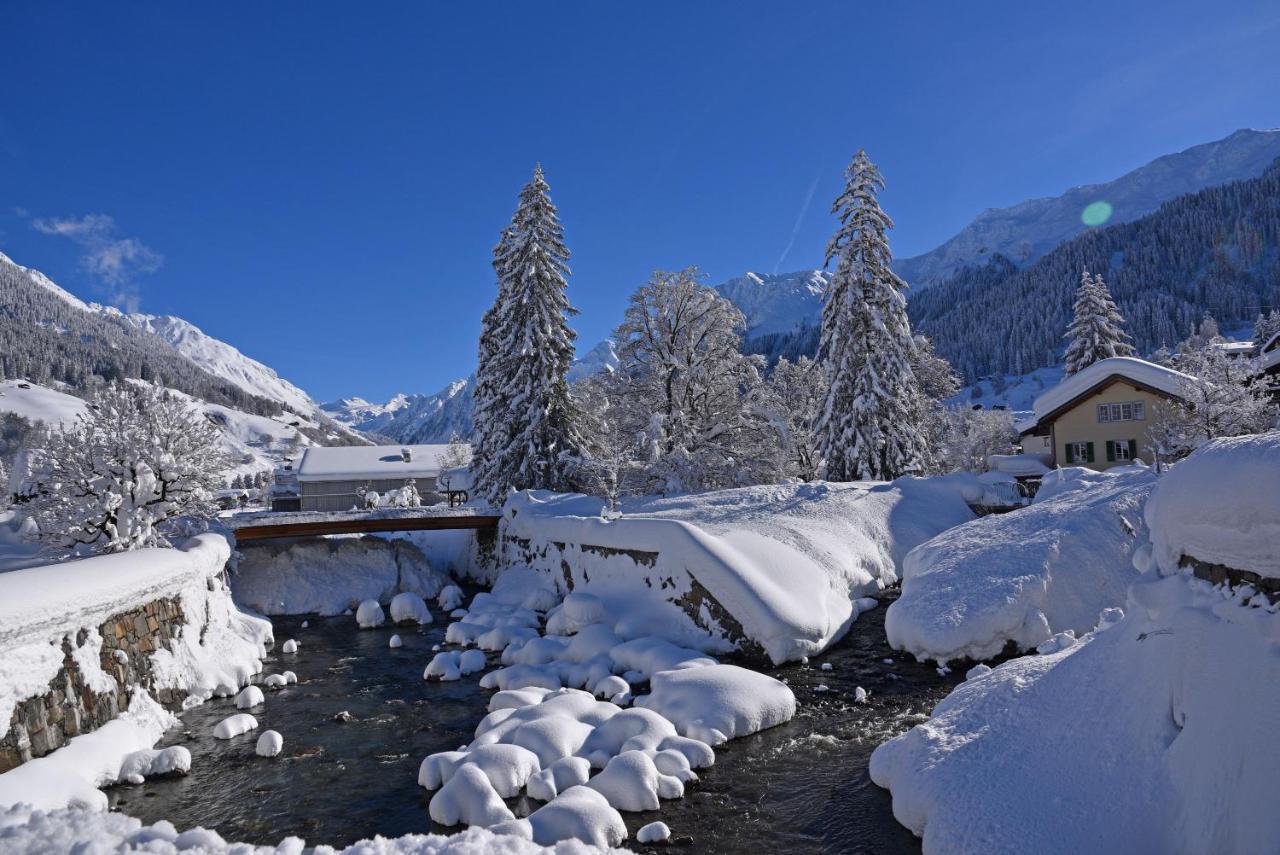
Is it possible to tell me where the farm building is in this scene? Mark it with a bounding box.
[293,444,468,512]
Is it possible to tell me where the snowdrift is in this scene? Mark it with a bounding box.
[504,478,977,663]
[885,465,1154,663]
[871,573,1280,853]
[1145,433,1280,579]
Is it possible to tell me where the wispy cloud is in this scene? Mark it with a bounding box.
[32,213,161,311]
[773,169,823,275]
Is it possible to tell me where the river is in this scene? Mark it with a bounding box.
[109,593,960,853]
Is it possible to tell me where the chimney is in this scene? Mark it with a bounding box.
[401,447,412,463]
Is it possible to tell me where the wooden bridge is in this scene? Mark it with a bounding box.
[225,508,501,542]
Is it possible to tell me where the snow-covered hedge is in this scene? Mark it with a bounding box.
[885,465,1153,663]
[1145,433,1280,578]
[871,572,1280,853]
[503,477,977,663]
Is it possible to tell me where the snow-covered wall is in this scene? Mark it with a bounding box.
[0,535,271,775]
[502,479,977,664]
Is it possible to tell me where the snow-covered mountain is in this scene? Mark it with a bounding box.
[566,338,619,381]
[714,270,828,340]
[324,377,474,444]
[0,248,366,451]
[894,128,1280,288]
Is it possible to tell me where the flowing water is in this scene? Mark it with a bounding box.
[109,593,962,853]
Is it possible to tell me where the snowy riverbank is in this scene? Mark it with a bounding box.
[870,435,1280,853]
[0,534,272,811]
[503,477,978,663]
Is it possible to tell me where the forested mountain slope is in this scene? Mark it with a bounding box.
[909,158,1280,380]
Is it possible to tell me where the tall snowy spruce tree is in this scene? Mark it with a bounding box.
[471,166,584,506]
[1063,269,1135,375]
[816,150,928,482]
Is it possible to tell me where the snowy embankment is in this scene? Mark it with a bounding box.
[885,465,1154,664]
[232,535,450,616]
[505,477,977,663]
[870,435,1280,854]
[0,534,272,811]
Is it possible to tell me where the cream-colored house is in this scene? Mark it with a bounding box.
[1017,357,1193,471]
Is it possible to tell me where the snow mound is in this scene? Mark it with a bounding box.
[281,639,298,654]
[255,730,283,758]
[1146,433,1280,578]
[585,750,682,811]
[438,585,465,611]
[389,634,403,648]
[213,714,259,740]
[390,591,433,625]
[355,599,386,629]
[428,763,515,827]
[885,465,1153,663]
[634,664,795,745]
[636,821,670,844]
[522,785,627,848]
[118,746,191,783]
[235,686,264,709]
[871,572,1280,853]
[424,649,488,681]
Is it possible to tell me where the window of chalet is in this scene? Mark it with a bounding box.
[1097,401,1146,423]
[1065,441,1094,463]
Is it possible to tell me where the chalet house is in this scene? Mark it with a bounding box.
[1260,330,1280,398]
[1017,357,1194,471]
[293,444,466,512]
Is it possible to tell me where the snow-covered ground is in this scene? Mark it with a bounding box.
[0,379,87,428]
[0,533,271,811]
[885,464,1154,664]
[870,434,1280,853]
[504,477,979,663]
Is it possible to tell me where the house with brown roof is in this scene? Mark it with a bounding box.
[1017,357,1194,471]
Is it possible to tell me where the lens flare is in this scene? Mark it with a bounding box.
[1081,201,1113,227]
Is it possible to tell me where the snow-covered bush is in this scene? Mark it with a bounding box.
[933,406,1017,474]
[26,383,228,553]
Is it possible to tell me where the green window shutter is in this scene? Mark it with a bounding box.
[1128,439,1138,460]
[1106,440,1115,462]
[1065,443,1075,464]
[1086,441,1095,463]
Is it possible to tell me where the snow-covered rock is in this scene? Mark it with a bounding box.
[885,465,1154,663]
[636,821,671,844]
[1145,433,1280,579]
[634,664,796,746]
[234,686,264,709]
[428,763,514,827]
[255,731,283,758]
[437,585,465,611]
[521,785,627,848]
[213,714,258,740]
[584,750,681,811]
[117,746,191,784]
[389,634,403,648]
[390,591,433,625]
[281,639,298,654]
[355,599,385,629]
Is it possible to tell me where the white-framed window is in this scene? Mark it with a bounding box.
[1097,401,1146,423]
[1066,441,1093,463]
[1113,441,1133,461]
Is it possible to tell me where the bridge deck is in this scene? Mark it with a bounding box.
[226,509,500,542]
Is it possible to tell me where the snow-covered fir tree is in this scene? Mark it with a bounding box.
[816,150,927,481]
[27,383,228,554]
[1063,269,1136,375]
[608,267,781,493]
[471,166,585,506]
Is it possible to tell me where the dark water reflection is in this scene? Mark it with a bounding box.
[110,594,960,853]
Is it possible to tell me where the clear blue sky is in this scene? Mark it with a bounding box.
[2,1,1278,403]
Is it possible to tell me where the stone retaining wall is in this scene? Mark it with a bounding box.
[0,584,205,773]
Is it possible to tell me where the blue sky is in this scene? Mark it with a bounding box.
[2,1,1278,403]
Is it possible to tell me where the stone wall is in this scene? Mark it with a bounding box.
[0,584,204,773]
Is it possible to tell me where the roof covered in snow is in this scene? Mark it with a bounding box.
[987,453,1051,477]
[1019,357,1195,433]
[295,444,465,481]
